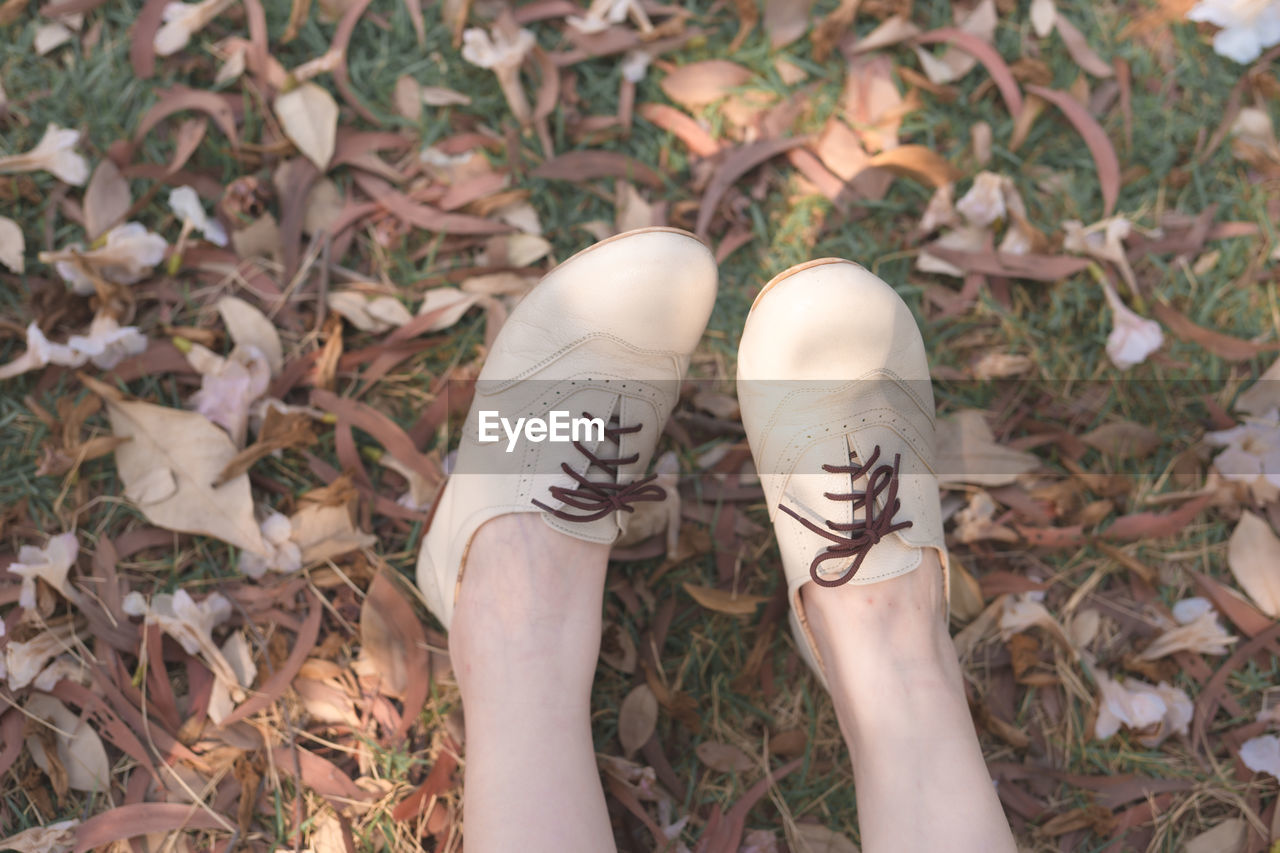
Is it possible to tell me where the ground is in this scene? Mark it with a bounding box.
[1,0,1279,851]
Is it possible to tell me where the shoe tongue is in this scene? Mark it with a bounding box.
[779,436,919,585]
[834,433,920,584]
[536,395,629,543]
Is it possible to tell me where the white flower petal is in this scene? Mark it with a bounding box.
[1242,735,1280,778]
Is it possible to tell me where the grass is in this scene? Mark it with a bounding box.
[2,0,1278,849]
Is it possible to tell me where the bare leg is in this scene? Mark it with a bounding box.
[448,514,617,853]
[801,552,1017,853]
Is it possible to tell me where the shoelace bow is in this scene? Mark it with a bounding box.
[532,412,665,522]
[778,445,913,587]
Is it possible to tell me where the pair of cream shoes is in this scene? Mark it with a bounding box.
[416,227,949,684]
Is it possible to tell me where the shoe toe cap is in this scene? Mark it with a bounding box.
[738,259,928,382]
[537,228,718,355]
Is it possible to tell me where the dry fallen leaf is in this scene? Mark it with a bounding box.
[949,559,985,622]
[418,286,482,331]
[660,60,753,109]
[618,683,658,756]
[328,290,413,333]
[792,823,861,853]
[275,82,339,171]
[764,0,814,48]
[84,158,132,241]
[217,295,284,375]
[1181,818,1246,853]
[87,376,266,554]
[25,693,111,793]
[683,582,768,615]
[0,820,78,853]
[696,741,754,772]
[291,501,375,564]
[935,410,1040,487]
[358,570,427,700]
[1226,512,1280,617]
[1080,421,1160,459]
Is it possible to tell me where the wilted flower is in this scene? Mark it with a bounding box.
[1100,278,1162,370]
[1230,107,1280,170]
[1242,734,1280,778]
[1093,669,1192,744]
[1187,0,1280,63]
[621,50,652,83]
[4,622,80,690]
[154,0,238,57]
[187,342,271,446]
[461,24,536,124]
[123,588,243,696]
[919,183,958,235]
[0,124,89,185]
[67,314,148,369]
[1139,597,1236,659]
[7,532,79,610]
[998,591,1074,652]
[956,172,1007,228]
[237,512,302,579]
[168,186,227,247]
[0,317,146,379]
[953,491,1018,543]
[568,0,652,34]
[41,222,168,294]
[0,323,80,380]
[1206,408,1280,500]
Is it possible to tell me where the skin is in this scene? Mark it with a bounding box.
[449,515,1018,853]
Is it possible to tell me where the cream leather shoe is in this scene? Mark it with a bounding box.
[736,258,949,682]
[417,227,717,629]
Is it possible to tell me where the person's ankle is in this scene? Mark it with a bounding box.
[447,513,610,702]
[801,553,954,679]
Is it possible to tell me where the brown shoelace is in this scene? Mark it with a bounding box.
[778,445,913,587]
[532,412,665,522]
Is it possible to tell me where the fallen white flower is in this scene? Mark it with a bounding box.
[621,50,652,83]
[461,24,536,123]
[956,172,1007,228]
[187,342,272,447]
[1187,0,1280,63]
[0,323,80,380]
[238,512,302,579]
[5,621,79,690]
[32,655,89,691]
[0,124,89,185]
[169,185,228,247]
[207,629,257,724]
[919,183,958,234]
[67,313,148,369]
[998,591,1072,651]
[568,0,652,34]
[154,0,238,56]
[122,589,243,697]
[6,532,79,609]
[1206,408,1280,501]
[1093,669,1191,743]
[1139,597,1236,659]
[1100,277,1162,370]
[953,490,1018,543]
[42,221,168,294]
[0,316,146,379]
[1241,734,1280,778]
